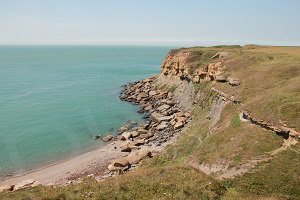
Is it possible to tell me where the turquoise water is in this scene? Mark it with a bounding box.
[0,46,170,178]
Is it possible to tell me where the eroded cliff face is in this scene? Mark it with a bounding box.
[156,49,238,111]
[160,50,235,84]
[156,48,299,140]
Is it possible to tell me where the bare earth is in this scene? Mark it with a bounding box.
[0,141,128,187]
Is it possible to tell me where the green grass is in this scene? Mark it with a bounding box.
[0,166,226,200]
[231,114,241,128]
[223,144,300,200]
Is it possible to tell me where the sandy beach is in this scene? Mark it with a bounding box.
[0,141,128,186]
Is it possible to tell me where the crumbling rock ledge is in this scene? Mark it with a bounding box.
[242,111,300,139]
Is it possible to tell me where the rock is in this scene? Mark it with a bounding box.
[166,100,176,106]
[157,104,170,112]
[151,112,164,122]
[121,145,132,152]
[184,112,191,118]
[144,105,153,111]
[117,135,126,141]
[119,125,129,133]
[214,75,227,82]
[151,112,173,122]
[175,112,185,117]
[0,185,12,193]
[133,139,145,146]
[131,131,140,138]
[126,154,141,165]
[93,135,101,140]
[112,158,130,168]
[193,75,200,83]
[138,134,149,139]
[102,135,114,142]
[108,164,118,171]
[149,91,157,96]
[136,93,148,101]
[138,148,152,159]
[176,116,187,123]
[157,115,174,122]
[227,77,240,86]
[127,148,152,165]
[13,179,38,191]
[174,121,184,129]
[122,132,133,140]
[156,121,169,131]
[137,128,148,134]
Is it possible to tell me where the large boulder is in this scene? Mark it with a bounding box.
[227,77,240,86]
[127,148,152,165]
[151,112,173,122]
[112,158,130,168]
[133,139,145,146]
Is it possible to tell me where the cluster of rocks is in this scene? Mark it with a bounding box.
[161,50,240,86]
[104,76,191,175]
[0,179,40,193]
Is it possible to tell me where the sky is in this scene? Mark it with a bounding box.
[0,0,299,46]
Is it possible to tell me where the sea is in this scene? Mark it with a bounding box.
[0,45,170,179]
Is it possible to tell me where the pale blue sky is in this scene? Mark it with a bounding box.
[0,0,299,46]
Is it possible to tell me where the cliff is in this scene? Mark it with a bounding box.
[1,45,299,199]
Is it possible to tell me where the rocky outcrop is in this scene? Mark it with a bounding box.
[242,111,300,139]
[161,50,240,86]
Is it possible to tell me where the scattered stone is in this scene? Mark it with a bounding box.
[227,77,240,86]
[93,135,101,140]
[215,75,227,82]
[0,185,12,193]
[112,158,130,168]
[13,179,40,191]
[102,135,114,142]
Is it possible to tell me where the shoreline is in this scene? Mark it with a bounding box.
[0,75,192,189]
[0,141,128,186]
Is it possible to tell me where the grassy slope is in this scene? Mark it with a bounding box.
[1,46,299,199]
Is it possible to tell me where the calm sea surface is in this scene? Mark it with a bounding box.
[0,46,170,178]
